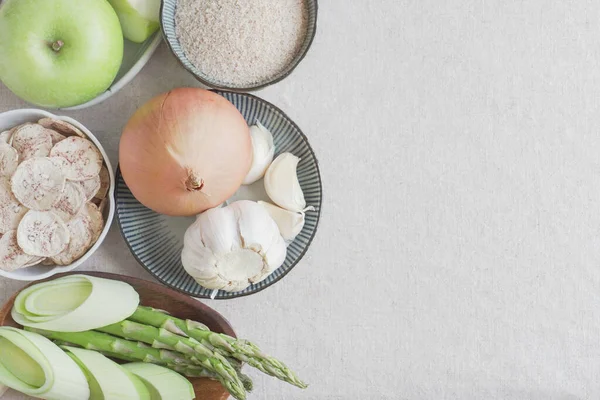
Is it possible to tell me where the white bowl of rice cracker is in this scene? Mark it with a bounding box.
[0,109,114,281]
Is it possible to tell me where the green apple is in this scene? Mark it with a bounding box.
[108,0,160,43]
[0,0,124,108]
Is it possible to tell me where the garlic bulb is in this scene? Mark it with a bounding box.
[264,153,306,212]
[181,200,287,292]
[243,122,275,185]
[258,201,305,242]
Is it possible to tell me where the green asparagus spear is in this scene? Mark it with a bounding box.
[53,336,253,390]
[67,344,252,390]
[27,327,246,400]
[27,328,189,364]
[238,372,254,392]
[176,364,254,392]
[98,345,253,391]
[53,338,192,366]
[97,320,246,399]
[130,306,307,388]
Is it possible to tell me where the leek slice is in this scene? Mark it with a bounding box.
[65,346,150,400]
[26,282,92,316]
[0,338,45,387]
[68,353,104,399]
[124,363,195,400]
[13,277,84,320]
[12,275,140,332]
[0,327,89,400]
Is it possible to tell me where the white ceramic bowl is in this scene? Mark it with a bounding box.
[62,33,162,111]
[0,109,115,281]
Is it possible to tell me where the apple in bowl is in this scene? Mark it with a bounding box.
[0,0,124,108]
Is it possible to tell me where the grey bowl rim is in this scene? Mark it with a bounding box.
[115,89,323,299]
[159,0,319,92]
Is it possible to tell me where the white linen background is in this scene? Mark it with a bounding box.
[2,1,600,399]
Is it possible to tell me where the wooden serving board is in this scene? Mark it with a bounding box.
[0,271,233,400]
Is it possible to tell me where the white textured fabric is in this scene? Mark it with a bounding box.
[2,1,600,399]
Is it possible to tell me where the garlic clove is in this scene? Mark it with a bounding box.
[264,153,306,212]
[181,244,224,289]
[231,200,287,283]
[242,122,275,185]
[182,200,287,293]
[258,201,305,242]
[182,233,217,276]
[261,238,286,280]
[232,201,287,261]
[195,206,241,254]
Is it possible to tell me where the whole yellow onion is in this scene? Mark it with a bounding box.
[119,88,252,216]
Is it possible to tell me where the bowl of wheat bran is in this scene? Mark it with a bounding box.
[160,0,317,91]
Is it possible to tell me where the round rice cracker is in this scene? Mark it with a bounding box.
[11,124,52,161]
[94,197,108,214]
[46,129,67,146]
[38,118,86,138]
[17,210,70,257]
[51,181,86,222]
[23,256,44,268]
[0,230,41,272]
[100,198,108,214]
[0,178,28,234]
[2,124,26,145]
[11,157,66,211]
[94,165,110,200]
[40,258,55,266]
[51,214,92,265]
[0,130,11,144]
[80,202,104,243]
[0,142,18,177]
[78,175,101,202]
[50,137,102,181]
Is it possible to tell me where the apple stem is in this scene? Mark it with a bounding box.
[51,40,64,52]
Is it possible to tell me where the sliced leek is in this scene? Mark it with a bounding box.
[124,363,195,400]
[65,346,150,400]
[12,275,140,332]
[0,327,89,400]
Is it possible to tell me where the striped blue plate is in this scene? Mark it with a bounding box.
[116,91,322,299]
